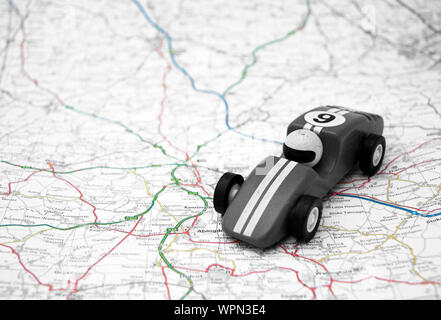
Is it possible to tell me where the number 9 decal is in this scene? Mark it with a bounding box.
[304,111,346,127]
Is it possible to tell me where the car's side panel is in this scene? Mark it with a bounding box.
[287,106,384,188]
[231,157,288,234]
[222,156,285,241]
[223,156,322,248]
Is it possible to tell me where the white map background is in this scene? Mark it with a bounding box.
[0,0,440,299]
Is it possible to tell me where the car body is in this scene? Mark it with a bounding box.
[220,106,384,248]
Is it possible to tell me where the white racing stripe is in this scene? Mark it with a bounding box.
[243,161,298,237]
[233,158,287,233]
[313,126,323,134]
[303,123,313,130]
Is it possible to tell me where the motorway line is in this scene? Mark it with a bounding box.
[337,193,441,218]
[0,159,179,174]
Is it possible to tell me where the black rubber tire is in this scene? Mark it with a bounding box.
[289,195,322,243]
[213,172,244,215]
[359,134,386,176]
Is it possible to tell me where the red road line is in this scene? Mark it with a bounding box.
[102,227,239,245]
[335,177,371,195]
[104,226,239,244]
[47,162,99,223]
[0,169,45,196]
[7,4,215,299]
[0,163,102,294]
[155,39,210,197]
[1,165,167,298]
[182,213,239,244]
[68,203,150,298]
[337,137,441,191]
[279,244,335,297]
[332,275,441,286]
[379,138,441,175]
[161,266,171,300]
[102,214,239,245]
[330,137,441,214]
[10,2,440,300]
[337,138,441,186]
[1,163,99,222]
[334,191,437,213]
[0,243,71,292]
[373,276,441,286]
[11,5,65,106]
[384,158,441,176]
[102,229,184,238]
[175,263,317,299]
[280,244,441,295]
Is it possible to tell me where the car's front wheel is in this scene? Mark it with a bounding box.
[289,195,322,242]
[213,172,244,215]
[359,134,386,176]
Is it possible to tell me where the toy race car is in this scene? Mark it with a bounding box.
[213,106,385,248]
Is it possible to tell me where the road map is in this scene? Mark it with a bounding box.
[1,0,441,300]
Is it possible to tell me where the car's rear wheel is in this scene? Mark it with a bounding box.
[213,172,244,215]
[359,134,386,176]
[289,195,322,242]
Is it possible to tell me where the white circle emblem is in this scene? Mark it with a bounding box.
[304,111,346,127]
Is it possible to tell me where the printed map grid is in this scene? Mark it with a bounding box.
[0,0,440,299]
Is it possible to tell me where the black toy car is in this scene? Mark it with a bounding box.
[213,106,386,248]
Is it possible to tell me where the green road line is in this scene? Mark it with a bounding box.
[0,0,312,301]
[186,0,312,161]
[64,104,182,162]
[156,2,311,298]
[189,130,228,160]
[0,160,179,174]
[158,215,196,299]
[0,161,205,300]
[223,0,311,97]
[2,0,311,180]
[170,164,191,192]
[0,185,167,230]
[157,163,211,299]
[158,181,209,299]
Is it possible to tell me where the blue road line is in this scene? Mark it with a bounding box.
[338,193,441,218]
[130,0,283,145]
